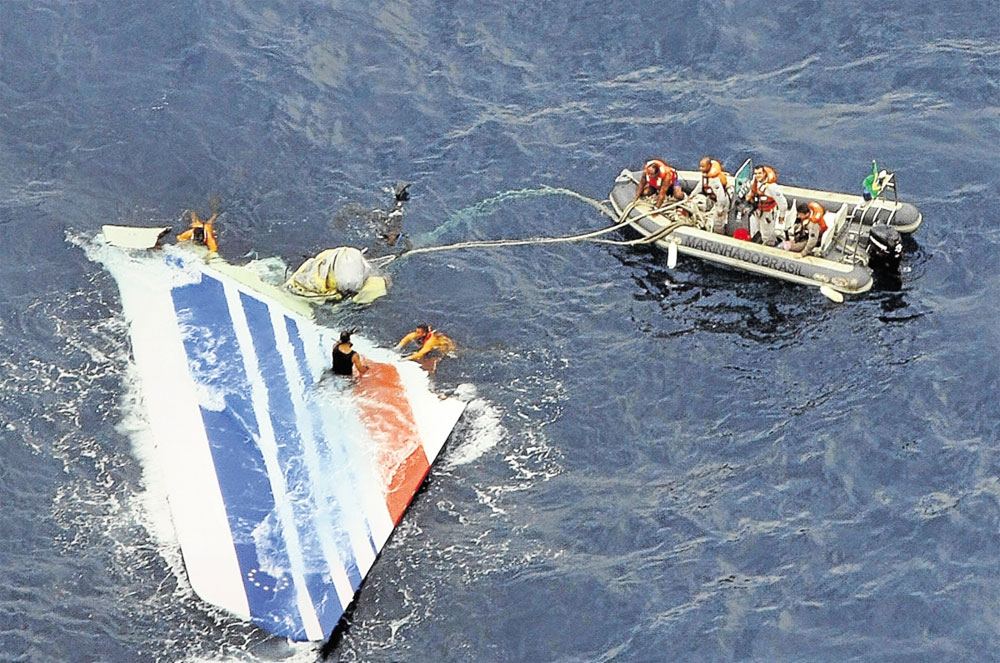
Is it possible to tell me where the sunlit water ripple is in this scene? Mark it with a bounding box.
[1,1,999,661]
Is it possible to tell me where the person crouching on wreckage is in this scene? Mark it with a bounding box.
[331,329,369,378]
[177,210,219,253]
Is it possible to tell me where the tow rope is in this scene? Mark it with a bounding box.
[371,193,699,268]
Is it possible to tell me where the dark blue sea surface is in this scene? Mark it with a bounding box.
[2,1,999,661]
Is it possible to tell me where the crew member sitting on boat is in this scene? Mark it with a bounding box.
[632,159,685,209]
[395,324,456,361]
[177,210,219,252]
[745,165,787,246]
[779,202,827,258]
[688,156,731,234]
[332,329,369,377]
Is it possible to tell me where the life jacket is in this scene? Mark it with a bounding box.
[793,201,827,242]
[178,218,218,252]
[644,159,677,192]
[418,326,436,349]
[749,166,779,212]
[807,201,827,236]
[701,160,729,200]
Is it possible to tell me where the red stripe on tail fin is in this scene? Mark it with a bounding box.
[354,362,431,524]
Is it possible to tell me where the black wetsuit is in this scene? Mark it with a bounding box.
[331,345,356,376]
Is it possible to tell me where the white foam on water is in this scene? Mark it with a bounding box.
[173,641,322,663]
[442,396,505,468]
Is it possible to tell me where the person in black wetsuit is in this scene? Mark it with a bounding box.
[331,330,368,377]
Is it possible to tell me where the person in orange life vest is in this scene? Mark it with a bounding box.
[177,210,219,253]
[779,202,827,258]
[395,324,456,361]
[632,159,685,209]
[688,157,731,234]
[745,165,787,246]
[331,329,369,377]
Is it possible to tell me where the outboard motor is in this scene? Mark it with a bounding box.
[868,223,903,272]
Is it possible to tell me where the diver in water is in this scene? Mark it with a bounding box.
[373,181,410,245]
[395,324,455,361]
[331,181,411,247]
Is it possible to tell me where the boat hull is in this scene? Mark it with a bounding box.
[608,167,921,297]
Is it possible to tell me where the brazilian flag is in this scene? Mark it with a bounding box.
[862,160,880,200]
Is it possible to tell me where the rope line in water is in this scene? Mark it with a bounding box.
[371,191,701,268]
[416,185,622,245]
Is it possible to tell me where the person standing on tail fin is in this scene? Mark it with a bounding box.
[395,324,456,361]
[177,210,219,253]
[331,330,368,377]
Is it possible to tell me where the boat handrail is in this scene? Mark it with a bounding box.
[850,169,901,261]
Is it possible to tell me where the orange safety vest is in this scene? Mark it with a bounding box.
[807,201,827,236]
[750,166,778,212]
[418,327,438,351]
[644,159,677,191]
[701,159,729,200]
[178,218,218,252]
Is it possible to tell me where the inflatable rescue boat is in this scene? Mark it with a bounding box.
[608,159,922,301]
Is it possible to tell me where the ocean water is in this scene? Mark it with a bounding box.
[2,1,999,662]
